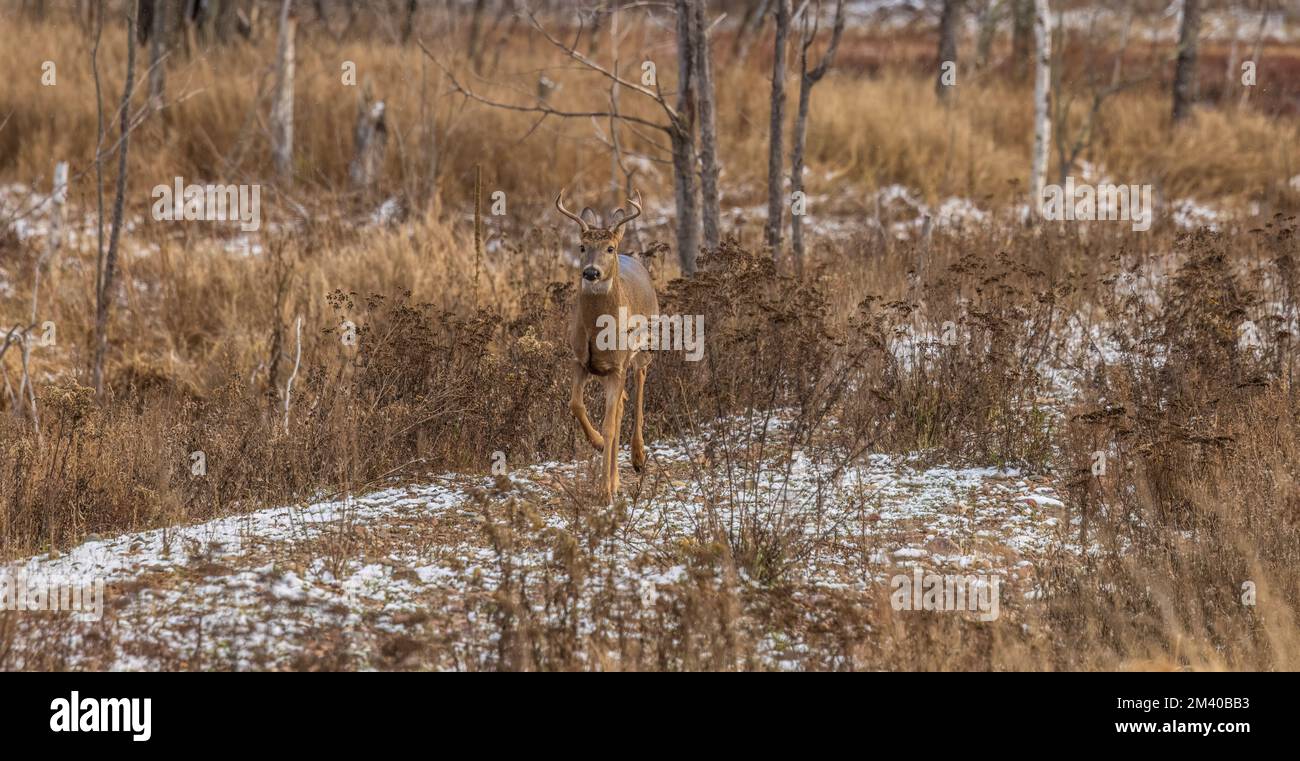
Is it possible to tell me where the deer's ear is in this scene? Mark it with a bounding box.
[608,209,626,227]
[580,207,600,227]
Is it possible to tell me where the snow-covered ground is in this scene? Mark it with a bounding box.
[2,417,1077,671]
[0,173,1252,269]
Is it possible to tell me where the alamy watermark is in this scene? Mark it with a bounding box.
[1039,176,1153,232]
[151,177,261,232]
[50,691,151,742]
[0,570,104,621]
[594,306,705,362]
[890,568,1001,622]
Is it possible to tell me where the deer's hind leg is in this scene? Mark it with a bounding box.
[631,363,648,473]
[570,363,605,452]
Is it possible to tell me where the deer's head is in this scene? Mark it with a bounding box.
[556,189,642,294]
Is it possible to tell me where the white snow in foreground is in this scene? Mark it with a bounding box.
[3,421,1078,670]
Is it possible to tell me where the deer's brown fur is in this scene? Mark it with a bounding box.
[557,189,658,504]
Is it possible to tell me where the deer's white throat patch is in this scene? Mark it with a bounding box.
[582,278,613,294]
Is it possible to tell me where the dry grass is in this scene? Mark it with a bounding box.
[4,13,1298,209]
[1,7,1298,670]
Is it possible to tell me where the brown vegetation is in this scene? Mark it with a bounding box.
[1,5,1298,671]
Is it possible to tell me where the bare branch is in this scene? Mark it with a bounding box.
[415,39,669,133]
[806,0,845,83]
[524,8,680,124]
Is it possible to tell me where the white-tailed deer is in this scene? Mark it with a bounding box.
[556,189,658,504]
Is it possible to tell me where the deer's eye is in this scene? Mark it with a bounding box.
[606,246,614,253]
[579,245,585,252]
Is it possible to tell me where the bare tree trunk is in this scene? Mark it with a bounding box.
[485,0,519,74]
[1172,0,1202,123]
[212,0,238,44]
[671,131,700,276]
[271,0,296,183]
[467,0,488,72]
[32,161,68,326]
[147,0,166,111]
[732,0,761,56]
[1224,12,1240,104]
[93,0,138,396]
[765,0,791,257]
[1028,0,1051,216]
[402,0,418,43]
[198,0,220,44]
[1010,0,1031,81]
[974,0,1000,70]
[349,85,388,193]
[791,0,845,277]
[473,165,483,304]
[609,3,623,200]
[936,0,961,100]
[586,4,604,55]
[92,0,106,377]
[282,315,303,433]
[180,0,199,58]
[421,54,440,205]
[692,0,721,251]
[791,92,814,275]
[137,0,153,42]
[736,0,773,63]
[1240,8,1268,108]
[1110,2,1134,88]
[672,0,700,276]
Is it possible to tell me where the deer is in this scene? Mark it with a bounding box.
[556,188,658,504]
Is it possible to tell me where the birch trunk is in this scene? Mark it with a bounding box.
[1028,0,1051,217]
[32,161,68,325]
[271,0,296,183]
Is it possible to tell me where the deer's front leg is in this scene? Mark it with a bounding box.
[570,363,604,452]
[631,364,647,473]
[599,370,626,503]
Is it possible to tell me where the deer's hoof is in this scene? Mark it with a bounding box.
[589,435,606,452]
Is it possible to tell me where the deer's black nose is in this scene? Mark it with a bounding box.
[582,267,600,281]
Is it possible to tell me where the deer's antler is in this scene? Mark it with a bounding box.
[611,190,642,231]
[555,188,589,232]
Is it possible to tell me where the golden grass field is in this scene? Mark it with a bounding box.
[1,2,1299,671]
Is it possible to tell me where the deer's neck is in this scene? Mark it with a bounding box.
[578,272,625,325]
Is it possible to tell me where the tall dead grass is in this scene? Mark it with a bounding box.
[3,13,1298,212]
[2,7,1299,670]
